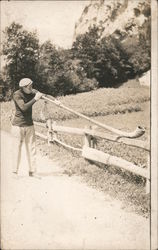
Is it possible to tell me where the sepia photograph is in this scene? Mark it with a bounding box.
[0,0,157,249]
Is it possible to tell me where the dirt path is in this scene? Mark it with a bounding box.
[1,131,150,250]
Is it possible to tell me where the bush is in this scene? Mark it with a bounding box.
[79,78,98,92]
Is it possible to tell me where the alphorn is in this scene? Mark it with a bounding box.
[42,95,145,138]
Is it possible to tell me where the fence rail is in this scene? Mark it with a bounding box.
[34,121,150,151]
[82,146,150,179]
[34,119,150,193]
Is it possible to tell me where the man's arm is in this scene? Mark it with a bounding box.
[13,93,36,111]
[13,92,43,111]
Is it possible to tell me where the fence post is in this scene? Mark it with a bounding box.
[91,125,97,148]
[46,119,52,158]
[47,118,53,145]
[52,121,58,141]
[84,126,91,147]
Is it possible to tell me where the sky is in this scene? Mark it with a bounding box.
[1,0,89,48]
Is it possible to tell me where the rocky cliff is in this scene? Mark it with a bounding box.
[73,0,150,42]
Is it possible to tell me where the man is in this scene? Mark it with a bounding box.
[11,78,43,177]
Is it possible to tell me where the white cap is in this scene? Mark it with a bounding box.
[19,78,33,87]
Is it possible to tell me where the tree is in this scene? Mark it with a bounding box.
[36,41,98,96]
[36,40,56,92]
[0,67,12,101]
[36,40,66,95]
[72,25,101,79]
[72,26,133,87]
[72,17,151,88]
[121,17,151,77]
[95,37,134,87]
[2,22,39,91]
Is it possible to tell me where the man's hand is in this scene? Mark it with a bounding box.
[34,92,43,101]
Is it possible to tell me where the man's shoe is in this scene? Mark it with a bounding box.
[12,171,18,179]
[12,171,18,175]
[29,172,34,177]
[29,172,41,179]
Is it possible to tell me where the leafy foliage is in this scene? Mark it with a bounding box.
[126,18,151,75]
[36,40,98,96]
[2,22,40,91]
[72,24,150,87]
[1,20,150,99]
[94,37,133,86]
[72,26,101,79]
[72,26,133,87]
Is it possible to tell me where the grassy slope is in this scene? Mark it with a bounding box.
[1,86,150,216]
[32,86,150,121]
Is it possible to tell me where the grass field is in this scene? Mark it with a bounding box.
[1,85,150,216]
[32,86,150,121]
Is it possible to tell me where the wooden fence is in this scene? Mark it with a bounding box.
[34,119,150,194]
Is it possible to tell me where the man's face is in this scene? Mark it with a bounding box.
[22,83,33,94]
